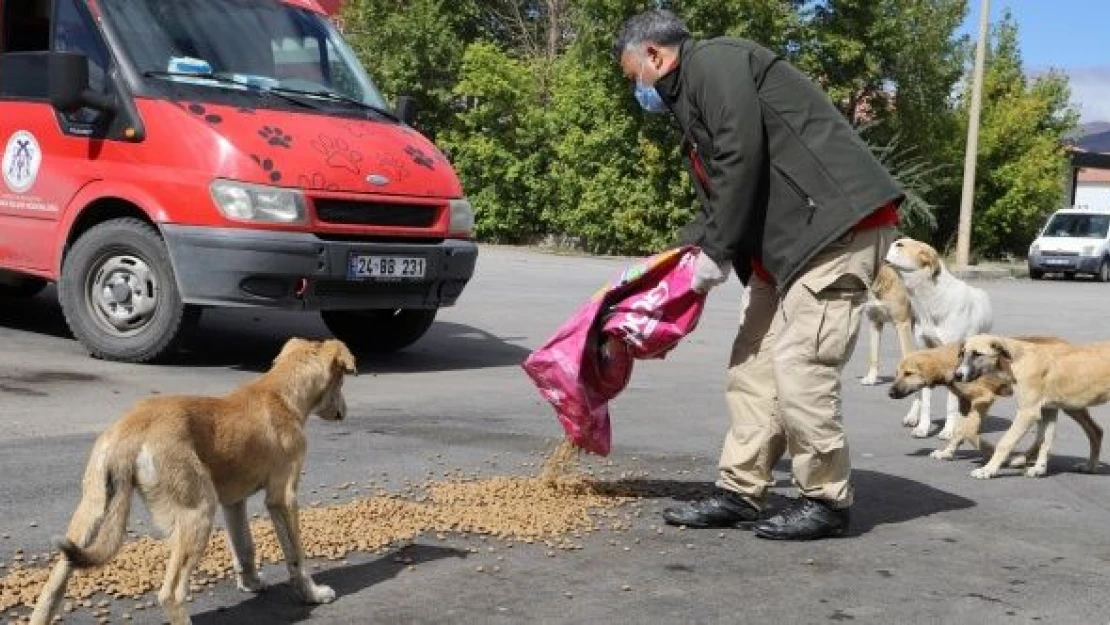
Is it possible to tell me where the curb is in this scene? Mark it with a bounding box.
[950,266,1028,281]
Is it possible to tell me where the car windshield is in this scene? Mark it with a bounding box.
[1043,213,1110,239]
[98,0,387,111]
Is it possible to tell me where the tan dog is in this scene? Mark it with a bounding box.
[885,238,993,439]
[861,263,916,386]
[954,335,1106,479]
[889,337,1071,461]
[31,338,357,625]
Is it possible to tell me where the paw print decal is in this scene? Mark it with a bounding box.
[312,135,363,174]
[298,172,339,191]
[186,103,223,124]
[259,126,293,148]
[337,121,374,138]
[250,155,282,183]
[375,154,411,182]
[404,145,435,170]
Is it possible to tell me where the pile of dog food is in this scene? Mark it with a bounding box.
[0,441,637,616]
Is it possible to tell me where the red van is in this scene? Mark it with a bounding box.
[0,0,477,362]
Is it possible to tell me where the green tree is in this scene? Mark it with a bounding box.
[949,12,1077,257]
[341,0,485,132]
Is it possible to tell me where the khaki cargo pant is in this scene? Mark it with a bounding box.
[717,226,896,509]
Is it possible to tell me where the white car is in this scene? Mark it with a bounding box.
[1027,208,1110,281]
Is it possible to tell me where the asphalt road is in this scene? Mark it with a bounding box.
[1,246,1108,624]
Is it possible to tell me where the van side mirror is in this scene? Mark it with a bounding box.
[395,95,417,126]
[48,52,116,114]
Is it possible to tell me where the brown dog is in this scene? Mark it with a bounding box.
[889,337,1071,462]
[861,263,916,386]
[955,334,1107,479]
[30,338,357,625]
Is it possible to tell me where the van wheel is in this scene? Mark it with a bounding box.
[1098,260,1110,283]
[60,218,197,363]
[1029,268,1044,280]
[0,277,47,297]
[321,308,436,353]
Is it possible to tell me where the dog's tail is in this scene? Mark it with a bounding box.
[55,434,137,568]
[30,435,137,625]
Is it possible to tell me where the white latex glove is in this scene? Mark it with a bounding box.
[692,251,731,294]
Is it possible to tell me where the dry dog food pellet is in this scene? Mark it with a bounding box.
[0,439,638,612]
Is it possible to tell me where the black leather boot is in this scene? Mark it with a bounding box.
[753,497,849,540]
[661,489,761,529]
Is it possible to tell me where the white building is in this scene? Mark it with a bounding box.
[1074,168,1110,211]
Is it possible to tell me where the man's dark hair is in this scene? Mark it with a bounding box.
[613,9,691,59]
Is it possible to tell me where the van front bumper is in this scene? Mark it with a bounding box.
[1027,255,1102,273]
[162,225,477,310]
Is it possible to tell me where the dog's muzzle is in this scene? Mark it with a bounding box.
[952,366,972,383]
[888,384,913,400]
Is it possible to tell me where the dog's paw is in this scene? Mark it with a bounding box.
[299,583,336,605]
[1006,454,1029,468]
[911,424,932,438]
[902,412,921,428]
[236,573,266,593]
[970,467,996,479]
[1024,464,1048,478]
[937,425,957,441]
[860,372,880,386]
[930,449,955,461]
[1073,461,1100,474]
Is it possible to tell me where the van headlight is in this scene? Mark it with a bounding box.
[1029,242,1040,255]
[210,180,306,224]
[449,198,475,236]
[1082,245,1096,256]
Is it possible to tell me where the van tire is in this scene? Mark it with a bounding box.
[321,308,436,353]
[1098,260,1110,283]
[59,218,197,363]
[0,277,48,297]
[1029,268,1044,280]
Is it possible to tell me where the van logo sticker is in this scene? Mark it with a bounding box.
[404,145,435,170]
[2,131,42,194]
[259,126,293,148]
[312,135,363,174]
[249,155,283,183]
[186,103,223,124]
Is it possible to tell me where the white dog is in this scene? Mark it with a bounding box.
[885,238,993,439]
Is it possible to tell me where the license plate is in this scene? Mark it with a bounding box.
[347,254,426,280]
[1045,259,1071,266]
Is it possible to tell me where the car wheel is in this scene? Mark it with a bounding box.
[0,277,48,297]
[59,218,198,363]
[321,308,437,353]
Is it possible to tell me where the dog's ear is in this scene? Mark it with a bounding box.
[916,244,941,278]
[323,340,357,375]
[990,338,1010,361]
[275,337,312,364]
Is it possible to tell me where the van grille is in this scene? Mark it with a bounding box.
[314,200,439,228]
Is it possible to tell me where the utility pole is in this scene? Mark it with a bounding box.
[956,0,991,268]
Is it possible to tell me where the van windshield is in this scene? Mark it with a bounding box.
[1043,213,1110,239]
[98,0,387,111]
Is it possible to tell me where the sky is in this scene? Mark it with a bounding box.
[958,0,1110,124]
